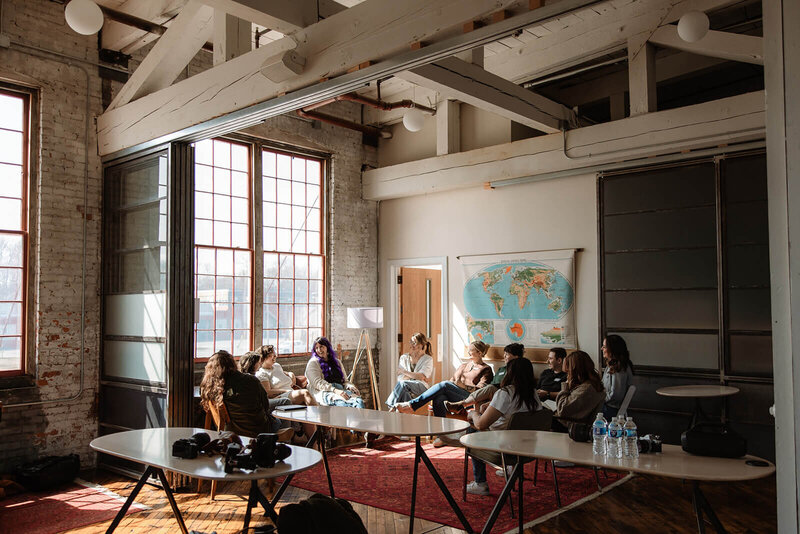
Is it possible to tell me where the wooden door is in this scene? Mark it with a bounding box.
[399,267,442,384]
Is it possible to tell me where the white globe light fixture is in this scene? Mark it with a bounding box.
[402,107,426,132]
[65,0,104,36]
[677,11,709,43]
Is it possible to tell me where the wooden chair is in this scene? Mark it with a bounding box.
[462,409,553,517]
[204,401,230,501]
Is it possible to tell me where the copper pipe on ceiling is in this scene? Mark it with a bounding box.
[295,109,392,139]
[302,92,436,115]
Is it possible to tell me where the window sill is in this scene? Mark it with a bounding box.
[0,374,37,391]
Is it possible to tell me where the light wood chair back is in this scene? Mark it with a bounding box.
[203,401,230,500]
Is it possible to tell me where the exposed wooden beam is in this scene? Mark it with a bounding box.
[649,25,763,65]
[401,57,573,133]
[102,0,590,156]
[485,0,740,83]
[363,91,765,200]
[198,0,315,35]
[437,99,460,155]
[628,35,656,116]
[318,0,348,19]
[213,11,251,65]
[101,0,187,54]
[107,0,214,111]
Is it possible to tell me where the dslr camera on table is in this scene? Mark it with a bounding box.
[171,431,292,473]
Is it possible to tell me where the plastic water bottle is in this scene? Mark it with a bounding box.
[623,416,639,458]
[592,412,607,455]
[607,416,623,459]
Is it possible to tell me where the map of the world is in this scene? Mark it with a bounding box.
[462,255,576,348]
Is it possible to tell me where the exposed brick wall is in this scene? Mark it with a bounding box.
[0,0,103,472]
[0,0,378,471]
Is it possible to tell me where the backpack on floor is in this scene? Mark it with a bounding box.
[16,454,80,491]
[277,492,368,534]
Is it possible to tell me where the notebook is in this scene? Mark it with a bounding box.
[275,404,307,411]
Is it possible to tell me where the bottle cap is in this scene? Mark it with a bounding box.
[626,416,633,421]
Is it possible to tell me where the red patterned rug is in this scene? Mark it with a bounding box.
[0,479,147,534]
[286,437,628,533]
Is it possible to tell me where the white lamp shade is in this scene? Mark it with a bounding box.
[65,0,104,35]
[677,11,709,43]
[347,307,384,329]
[402,108,425,132]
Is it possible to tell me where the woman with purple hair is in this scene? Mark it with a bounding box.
[305,336,365,408]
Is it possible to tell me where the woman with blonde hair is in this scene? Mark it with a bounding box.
[395,340,493,419]
[553,350,606,434]
[253,345,317,406]
[386,332,434,407]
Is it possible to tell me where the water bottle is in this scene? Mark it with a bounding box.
[607,416,623,459]
[623,416,639,458]
[592,412,607,455]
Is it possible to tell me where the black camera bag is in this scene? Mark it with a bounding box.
[16,454,80,491]
[681,422,746,458]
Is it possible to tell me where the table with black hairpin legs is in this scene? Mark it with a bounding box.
[274,405,474,534]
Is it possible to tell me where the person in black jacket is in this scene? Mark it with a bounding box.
[537,347,568,401]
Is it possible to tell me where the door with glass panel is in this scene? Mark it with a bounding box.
[100,151,168,472]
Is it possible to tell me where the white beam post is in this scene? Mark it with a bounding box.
[628,35,656,117]
[199,0,316,35]
[437,99,460,155]
[213,11,251,65]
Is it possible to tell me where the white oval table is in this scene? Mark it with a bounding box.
[275,405,471,534]
[462,430,774,534]
[657,385,740,427]
[90,427,321,534]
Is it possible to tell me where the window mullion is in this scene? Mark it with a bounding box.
[252,145,264,348]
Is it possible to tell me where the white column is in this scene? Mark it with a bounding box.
[764,1,800,531]
[213,10,252,66]
[628,35,656,117]
[436,99,461,156]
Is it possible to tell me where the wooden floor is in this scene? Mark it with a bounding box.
[66,469,776,534]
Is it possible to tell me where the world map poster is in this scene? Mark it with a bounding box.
[461,250,576,349]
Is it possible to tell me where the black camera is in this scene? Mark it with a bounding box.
[224,433,292,473]
[637,434,662,454]
[172,432,212,459]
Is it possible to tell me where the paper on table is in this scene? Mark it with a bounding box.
[543,399,557,412]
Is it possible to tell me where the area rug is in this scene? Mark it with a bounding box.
[286,438,628,533]
[0,478,148,534]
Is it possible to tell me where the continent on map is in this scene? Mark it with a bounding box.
[540,326,564,344]
[548,296,563,313]
[466,315,494,343]
[489,292,504,316]
[482,269,504,292]
[509,267,556,310]
[509,322,523,338]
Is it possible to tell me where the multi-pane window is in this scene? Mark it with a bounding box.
[194,139,252,358]
[599,152,772,378]
[262,150,324,356]
[0,89,28,376]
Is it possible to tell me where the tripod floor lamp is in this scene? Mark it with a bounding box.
[346,307,382,410]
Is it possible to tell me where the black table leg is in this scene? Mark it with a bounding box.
[518,463,524,533]
[270,427,335,508]
[104,465,155,534]
[154,468,189,534]
[413,438,474,534]
[479,462,523,534]
[692,481,728,534]
[243,479,279,533]
[408,437,422,534]
[319,431,335,498]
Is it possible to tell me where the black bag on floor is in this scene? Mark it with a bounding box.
[681,422,747,458]
[277,492,367,534]
[16,454,80,491]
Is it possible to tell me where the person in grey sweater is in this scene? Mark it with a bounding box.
[601,334,634,419]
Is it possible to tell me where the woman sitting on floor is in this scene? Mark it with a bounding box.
[386,332,434,407]
[394,340,493,418]
[305,336,365,408]
[199,350,292,440]
[553,350,606,434]
[465,357,541,495]
[253,344,318,406]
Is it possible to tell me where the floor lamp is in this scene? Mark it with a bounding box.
[346,307,383,410]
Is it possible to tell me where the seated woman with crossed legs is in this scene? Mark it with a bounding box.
[394,340,493,422]
[253,344,317,406]
[386,332,434,407]
[305,336,365,408]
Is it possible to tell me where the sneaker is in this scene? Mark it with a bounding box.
[495,466,513,478]
[444,401,466,415]
[433,437,447,448]
[466,481,490,496]
[394,402,414,414]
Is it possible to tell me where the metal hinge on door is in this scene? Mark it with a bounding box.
[397,275,402,284]
[397,333,402,343]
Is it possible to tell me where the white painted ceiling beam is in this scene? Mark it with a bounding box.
[628,35,656,116]
[100,0,188,54]
[401,57,574,133]
[649,25,763,65]
[485,0,741,84]
[99,0,556,156]
[437,99,460,155]
[107,0,214,111]
[198,0,315,35]
[363,90,765,200]
[213,11,251,65]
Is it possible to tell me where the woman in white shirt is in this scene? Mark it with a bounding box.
[465,357,541,495]
[254,345,317,406]
[386,332,434,407]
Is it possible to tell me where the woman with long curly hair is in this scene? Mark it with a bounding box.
[304,336,365,408]
[553,350,606,434]
[200,350,291,438]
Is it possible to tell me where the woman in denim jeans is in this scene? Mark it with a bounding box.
[305,336,365,408]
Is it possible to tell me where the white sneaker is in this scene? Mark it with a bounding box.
[466,481,490,496]
[495,466,513,478]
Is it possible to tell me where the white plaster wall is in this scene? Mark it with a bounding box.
[377,172,598,393]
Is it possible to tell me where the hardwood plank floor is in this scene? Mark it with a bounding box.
[66,469,775,534]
